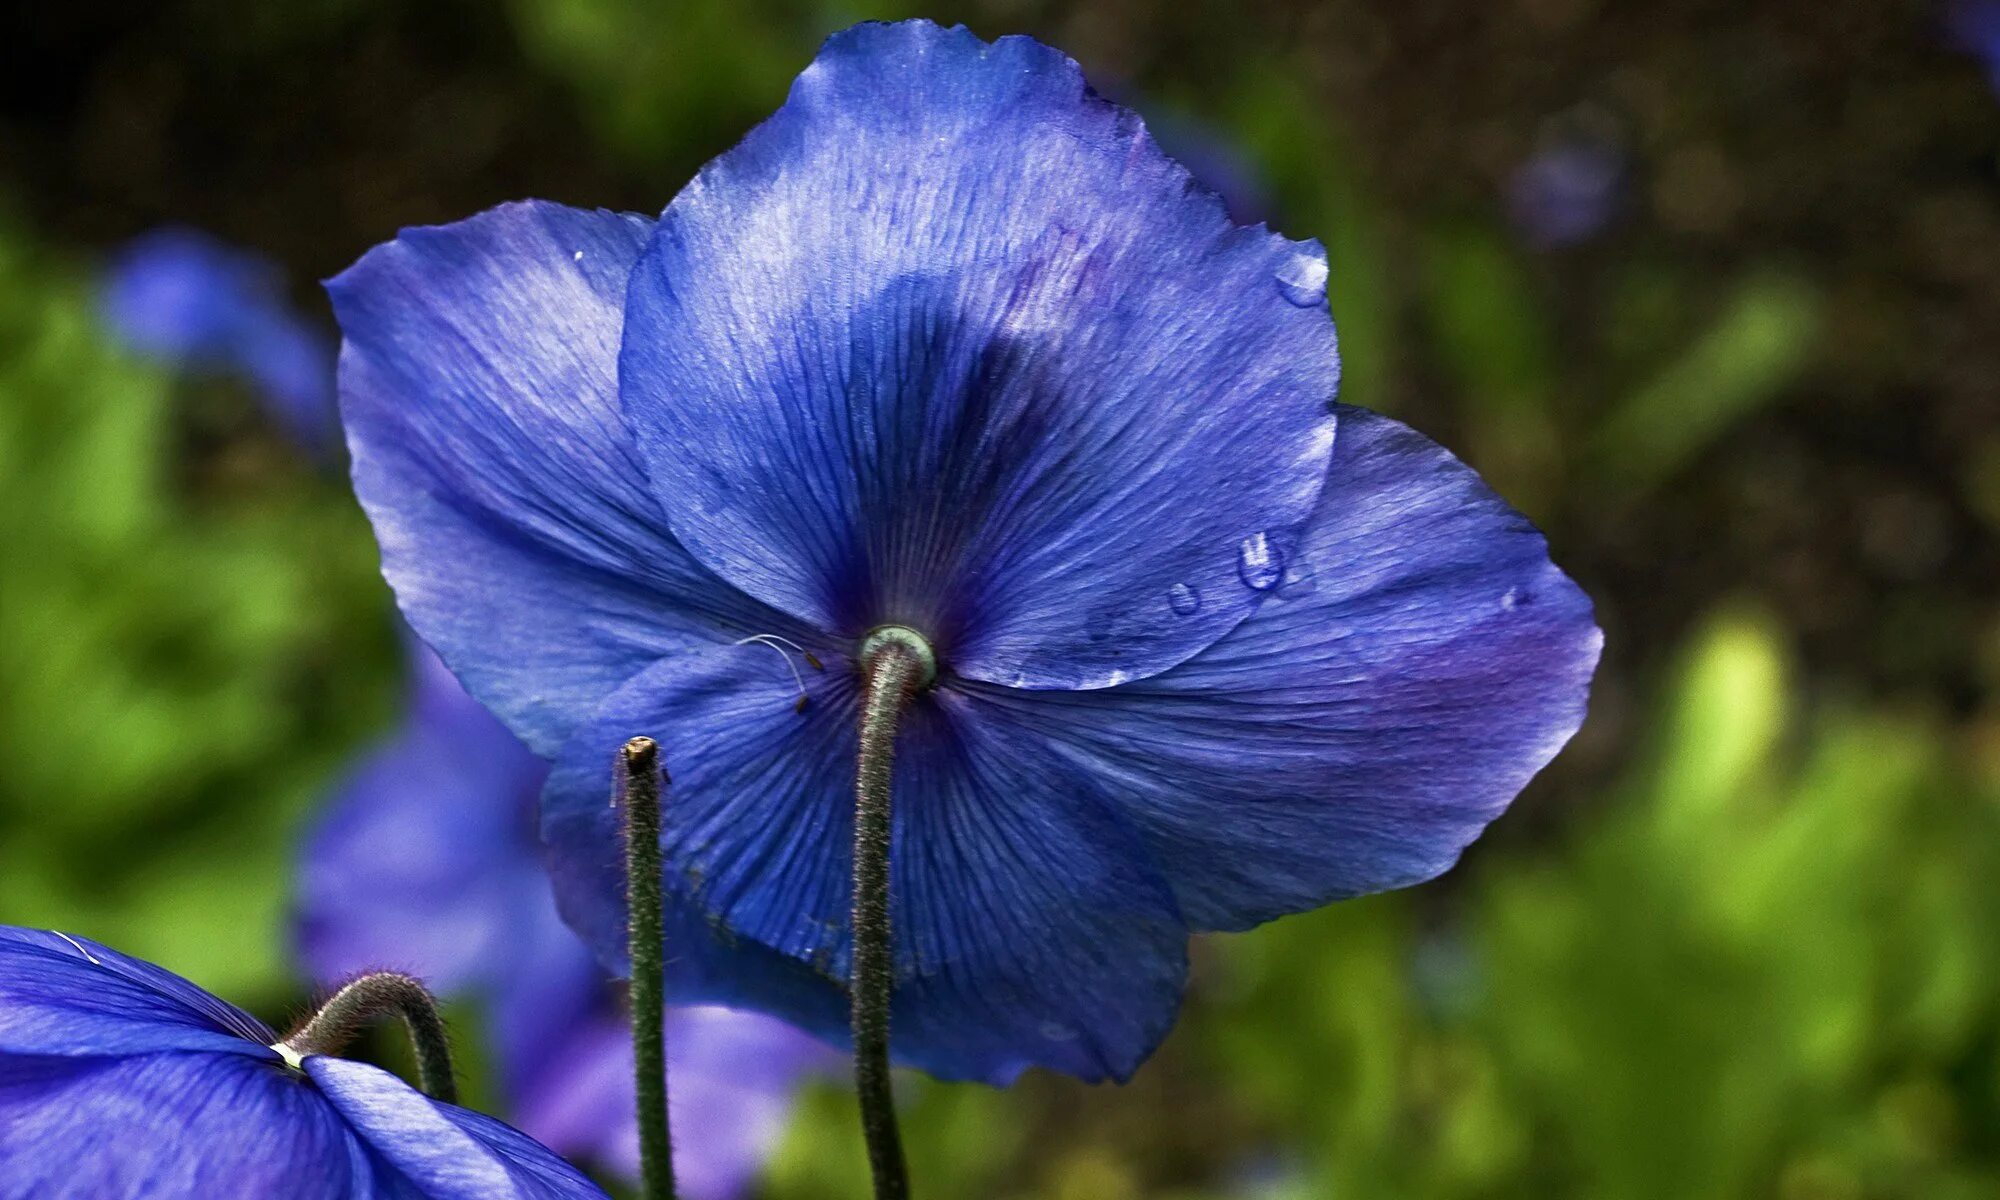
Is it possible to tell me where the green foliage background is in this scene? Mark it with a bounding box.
[3,1,1999,1196]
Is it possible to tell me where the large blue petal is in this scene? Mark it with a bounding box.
[0,1050,382,1198]
[541,643,1189,1083]
[0,926,277,1058]
[307,1056,607,1198]
[329,201,793,756]
[962,407,1603,929]
[619,21,1339,691]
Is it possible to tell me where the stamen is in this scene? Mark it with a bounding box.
[52,932,103,965]
[746,633,824,669]
[734,635,815,710]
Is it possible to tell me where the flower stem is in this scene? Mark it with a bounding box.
[286,972,457,1102]
[853,636,924,1200]
[619,735,676,1200]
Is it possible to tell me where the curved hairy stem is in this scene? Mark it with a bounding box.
[286,972,456,1103]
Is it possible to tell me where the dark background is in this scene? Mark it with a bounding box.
[4,2,1998,1197]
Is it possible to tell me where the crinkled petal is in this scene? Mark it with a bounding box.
[329,200,790,756]
[541,644,1189,1082]
[0,926,277,1057]
[620,20,1338,690]
[963,406,1603,929]
[307,1056,607,1198]
[0,1050,379,1198]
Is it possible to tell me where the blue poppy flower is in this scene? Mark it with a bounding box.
[296,641,828,1196]
[101,227,338,453]
[329,20,1601,1085]
[0,925,606,1198]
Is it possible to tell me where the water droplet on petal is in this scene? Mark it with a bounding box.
[1500,586,1532,610]
[1276,558,1318,599]
[1237,532,1284,591]
[1275,252,1328,308]
[572,249,585,262]
[1168,582,1202,616]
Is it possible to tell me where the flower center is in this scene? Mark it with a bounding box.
[857,625,937,689]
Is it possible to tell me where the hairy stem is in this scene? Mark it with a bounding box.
[853,638,922,1200]
[286,972,456,1103]
[620,735,676,1200]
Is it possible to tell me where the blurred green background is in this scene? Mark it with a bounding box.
[4,1,2000,1196]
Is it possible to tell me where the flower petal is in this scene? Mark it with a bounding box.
[296,647,552,999]
[101,227,338,453]
[296,646,611,1112]
[541,643,1189,1082]
[329,200,787,755]
[307,1056,607,1198]
[619,20,1338,690]
[962,406,1603,929]
[0,1050,375,1197]
[512,1006,827,1198]
[0,926,277,1057]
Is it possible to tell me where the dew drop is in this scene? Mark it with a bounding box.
[1168,582,1202,616]
[1276,558,1318,599]
[1236,532,1284,591]
[1275,252,1328,308]
[572,249,585,262]
[1500,586,1532,610]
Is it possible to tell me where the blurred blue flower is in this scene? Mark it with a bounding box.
[1948,0,2000,92]
[296,641,825,1196]
[0,925,605,1198]
[329,21,1601,1084]
[100,227,337,453]
[1508,136,1623,248]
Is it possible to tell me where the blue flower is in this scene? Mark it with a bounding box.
[1949,0,2000,93]
[101,227,337,453]
[297,641,827,1196]
[0,925,606,1198]
[1508,135,1623,248]
[329,20,1601,1085]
